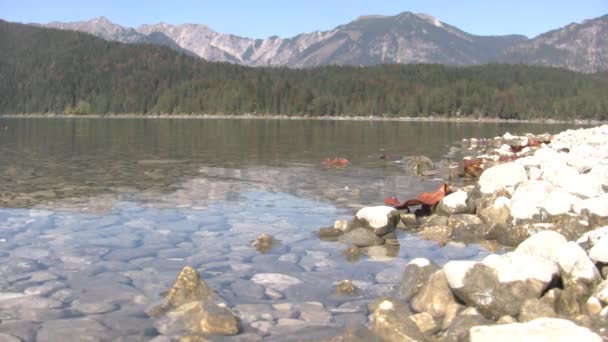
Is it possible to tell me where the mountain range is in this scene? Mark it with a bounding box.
[42,12,608,73]
[41,12,608,73]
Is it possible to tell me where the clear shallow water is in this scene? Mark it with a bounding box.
[0,118,579,340]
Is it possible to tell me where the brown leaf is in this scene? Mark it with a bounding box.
[324,157,349,167]
[385,183,451,210]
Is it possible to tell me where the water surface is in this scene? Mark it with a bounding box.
[0,118,578,340]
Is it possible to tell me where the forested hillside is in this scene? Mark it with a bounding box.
[1,20,607,120]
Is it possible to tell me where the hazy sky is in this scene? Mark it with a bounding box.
[1,0,607,38]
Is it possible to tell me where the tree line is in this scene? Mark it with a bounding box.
[1,20,607,120]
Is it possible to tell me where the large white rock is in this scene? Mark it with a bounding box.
[566,144,602,172]
[482,253,559,284]
[589,235,608,263]
[515,230,567,263]
[510,181,553,221]
[479,163,527,194]
[543,188,582,216]
[442,190,468,209]
[577,225,608,247]
[515,156,541,168]
[558,242,600,283]
[575,194,608,216]
[469,318,602,342]
[355,206,399,235]
[564,173,605,198]
[590,163,608,187]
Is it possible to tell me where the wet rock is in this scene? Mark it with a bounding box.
[479,163,527,194]
[333,219,352,232]
[342,244,360,262]
[469,317,602,342]
[156,301,238,336]
[360,244,400,261]
[335,280,359,296]
[448,214,489,241]
[354,206,399,236]
[316,227,344,241]
[381,232,399,246]
[199,302,239,336]
[338,228,384,247]
[518,298,557,322]
[419,225,452,244]
[436,190,469,216]
[230,279,266,301]
[369,298,425,341]
[398,212,418,230]
[251,273,302,292]
[398,258,439,300]
[36,318,108,342]
[151,266,215,315]
[404,155,435,176]
[411,270,456,318]
[71,299,119,314]
[251,233,279,253]
[298,302,333,325]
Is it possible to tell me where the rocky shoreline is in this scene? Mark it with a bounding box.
[150,125,608,341]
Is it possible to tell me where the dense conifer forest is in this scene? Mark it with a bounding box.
[1,20,607,120]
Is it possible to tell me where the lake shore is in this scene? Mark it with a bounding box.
[1,113,606,125]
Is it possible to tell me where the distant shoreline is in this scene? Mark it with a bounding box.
[0,113,605,125]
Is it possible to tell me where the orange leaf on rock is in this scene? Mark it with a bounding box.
[418,183,451,206]
[384,183,451,210]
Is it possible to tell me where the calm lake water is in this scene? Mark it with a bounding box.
[0,118,578,340]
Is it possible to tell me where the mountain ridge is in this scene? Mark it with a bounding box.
[34,12,608,72]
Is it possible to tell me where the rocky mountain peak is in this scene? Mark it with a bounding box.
[41,12,608,72]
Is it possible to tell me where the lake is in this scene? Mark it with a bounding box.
[0,118,578,340]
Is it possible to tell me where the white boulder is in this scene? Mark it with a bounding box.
[589,235,608,263]
[515,230,567,263]
[355,206,399,235]
[510,181,553,221]
[469,318,602,342]
[479,163,527,194]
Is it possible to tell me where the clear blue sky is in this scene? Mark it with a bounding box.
[1,0,607,38]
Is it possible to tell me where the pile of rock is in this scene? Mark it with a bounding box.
[363,227,607,341]
[350,125,608,341]
[396,125,608,247]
